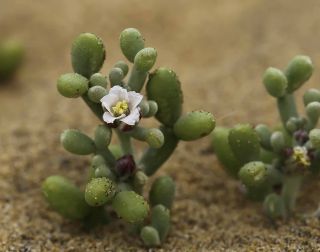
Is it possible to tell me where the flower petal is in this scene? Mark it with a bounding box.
[128,91,143,110]
[101,94,119,113]
[120,108,140,126]
[108,85,129,101]
[103,112,117,123]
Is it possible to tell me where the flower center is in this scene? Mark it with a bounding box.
[292,146,310,167]
[112,100,129,117]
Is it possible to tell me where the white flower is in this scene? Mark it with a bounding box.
[292,146,310,167]
[100,85,143,126]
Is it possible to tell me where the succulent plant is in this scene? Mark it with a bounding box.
[42,28,215,247]
[0,39,24,81]
[212,55,320,220]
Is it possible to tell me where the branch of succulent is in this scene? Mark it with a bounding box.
[0,39,24,81]
[42,28,216,247]
[211,55,320,220]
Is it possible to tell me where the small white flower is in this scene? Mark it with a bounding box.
[100,85,143,126]
[292,146,310,167]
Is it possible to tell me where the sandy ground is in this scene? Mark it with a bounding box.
[1,0,320,251]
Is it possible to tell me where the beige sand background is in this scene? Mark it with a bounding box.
[1,0,320,251]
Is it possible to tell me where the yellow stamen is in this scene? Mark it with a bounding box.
[112,100,129,117]
[292,146,310,167]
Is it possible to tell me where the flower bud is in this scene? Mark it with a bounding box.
[120,28,145,62]
[174,111,215,141]
[89,73,108,88]
[293,130,309,145]
[149,176,175,209]
[88,86,107,103]
[309,129,320,149]
[57,73,89,98]
[285,55,313,92]
[140,226,161,247]
[262,67,287,98]
[115,155,136,178]
[134,47,157,72]
[85,177,116,206]
[112,191,149,223]
[238,161,268,188]
[61,129,95,155]
[303,88,320,106]
[71,33,105,78]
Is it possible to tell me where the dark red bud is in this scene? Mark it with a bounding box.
[282,148,293,158]
[115,155,136,178]
[119,123,134,132]
[106,121,120,128]
[293,130,309,145]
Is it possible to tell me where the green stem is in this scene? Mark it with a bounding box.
[82,95,117,165]
[128,65,148,92]
[277,94,298,127]
[281,176,302,214]
[116,129,133,155]
[140,127,179,176]
[96,149,116,167]
[82,94,104,122]
[126,126,148,141]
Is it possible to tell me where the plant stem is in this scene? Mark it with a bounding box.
[140,127,179,176]
[128,65,147,92]
[81,95,117,165]
[126,126,148,141]
[277,93,298,128]
[82,94,104,122]
[281,176,302,214]
[116,129,133,155]
[97,149,116,167]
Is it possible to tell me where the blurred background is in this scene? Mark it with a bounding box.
[1,0,320,251]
